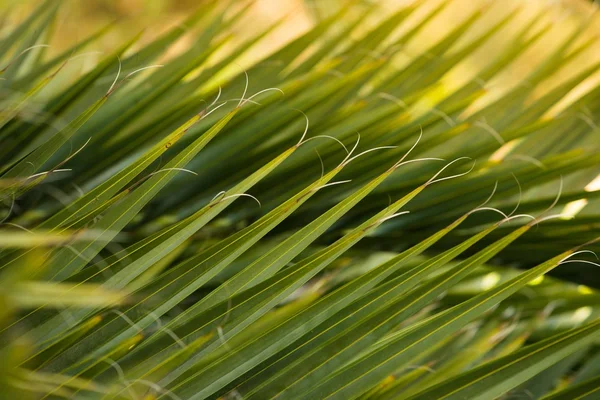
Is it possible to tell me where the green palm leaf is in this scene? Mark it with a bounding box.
[1,0,600,399]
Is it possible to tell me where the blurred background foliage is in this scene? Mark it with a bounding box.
[3,0,600,108]
[2,0,599,74]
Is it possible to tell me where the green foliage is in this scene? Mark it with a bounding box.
[1,0,600,399]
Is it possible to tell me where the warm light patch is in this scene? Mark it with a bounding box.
[527,275,544,286]
[585,174,600,192]
[561,199,588,219]
[578,285,593,295]
[481,272,501,290]
[489,140,519,162]
[572,307,592,322]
